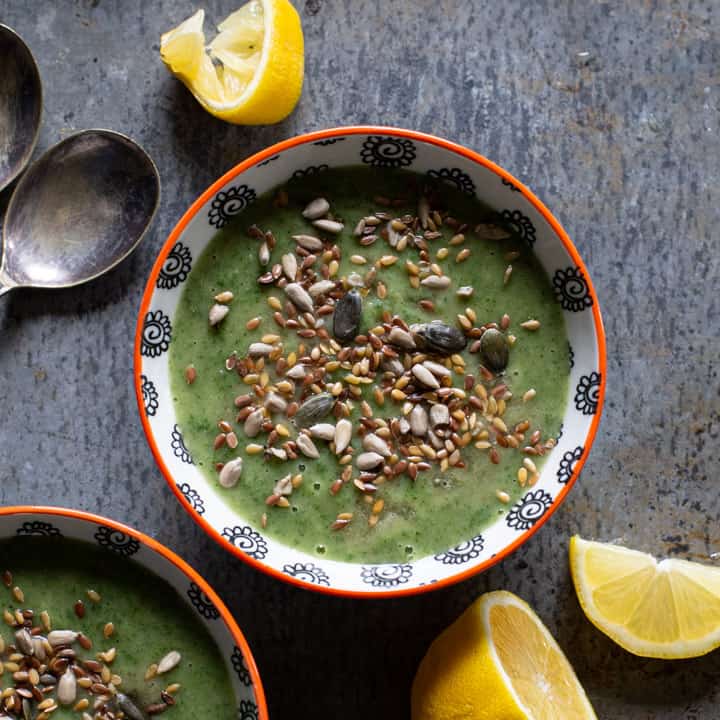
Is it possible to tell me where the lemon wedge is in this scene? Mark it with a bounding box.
[160,0,304,125]
[570,535,720,659]
[411,590,597,720]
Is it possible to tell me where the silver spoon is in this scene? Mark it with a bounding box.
[0,24,43,193]
[0,129,160,298]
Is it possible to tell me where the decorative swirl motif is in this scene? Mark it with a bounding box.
[552,267,593,312]
[157,242,192,290]
[208,184,257,229]
[558,446,584,485]
[221,526,268,560]
[177,483,205,515]
[171,425,194,464]
[282,562,330,586]
[313,137,346,146]
[426,168,476,196]
[574,372,601,416]
[499,209,537,247]
[94,526,140,556]
[360,136,416,168]
[16,521,61,537]
[568,343,575,370]
[501,177,521,192]
[238,700,258,720]
[140,375,158,417]
[141,310,172,358]
[434,534,485,565]
[506,490,553,531]
[231,646,252,686]
[360,564,413,588]
[291,164,329,180]
[255,155,279,167]
[187,582,219,620]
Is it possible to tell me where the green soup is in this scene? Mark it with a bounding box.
[170,167,569,563]
[0,537,235,719]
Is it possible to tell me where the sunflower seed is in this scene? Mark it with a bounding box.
[273,474,293,497]
[418,196,430,229]
[429,404,450,428]
[14,629,33,656]
[293,234,324,252]
[57,669,77,706]
[157,651,182,675]
[312,219,344,234]
[308,280,336,297]
[265,393,288,413]
[475,223,511,240]
[362,433,391,457]
[219,458,243,488]
[258,241,270,266]
[284,283,314,313]
[333,290,362,343]
[422,360,451,377]
[410,405,429,436]
[296,434,320,459]
[248,343,275,358]
[208,304,229,326]
[244,409,265,437]
[48,631,78,647]
[356,452,384,470]
[281,253,298,280]
[302,197,330,220]
[382,357,405,376]
[116,694,145,720]
[387,327,416,350]
[353,218,366,237]
[334,418,353,454]
[456,286,474,299]
[309,423,336,440]
[295,393,335,427]
[285,364,307,380]
[412,363,441,389]
[420,275,451,290]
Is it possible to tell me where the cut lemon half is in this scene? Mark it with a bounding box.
[570,535,720,658]
[411,590,596,720]
[160,0,304,125]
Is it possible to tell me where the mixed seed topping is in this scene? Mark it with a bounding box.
[200,189,555,531]
[0,573,182,720]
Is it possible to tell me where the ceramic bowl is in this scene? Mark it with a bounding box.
[135,126,606,597]
[0,506,267,718]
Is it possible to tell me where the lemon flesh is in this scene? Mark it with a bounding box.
[411,590,597,720]
[160,0,304,125]
[570,535,720,659]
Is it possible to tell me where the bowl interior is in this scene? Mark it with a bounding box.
[136,128,604,596]
[0,508,264,716]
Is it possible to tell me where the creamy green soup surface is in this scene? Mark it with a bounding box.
[170,167,569,563]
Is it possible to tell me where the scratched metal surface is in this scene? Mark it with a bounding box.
[0,1,718,718]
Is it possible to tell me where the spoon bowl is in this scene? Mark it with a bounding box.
[0,24,42,193]
[0,129,160,295]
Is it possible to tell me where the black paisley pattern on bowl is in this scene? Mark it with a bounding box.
[313,137,345,146]
[238,700,258,720]
[16,521,61,537]
[505,490,553,531]
[552,267,593,312]
[360,564,413,588]
[574,372,601,416]
[157,242,192,290]
[177,482,205,515]
[140,374,159,417]
[221,526,268,560]
[360,136,416,168]
[568,343,575,370]
[171,425,194,464]
[282,562,330,586]
[291,164,329,180]
[255,155,279,167]
[427,168,476,196]
[501,177,521,192]
[557,446,584,485]
[231,646,252,687]
[434,534,485,565]
[140,310,172,358]
[208,184,257,229]
[187,582,220,620]
[499,209,536,246]
[94,526,140,556]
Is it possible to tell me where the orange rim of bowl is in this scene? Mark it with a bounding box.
[134,125,607,598]
[0,505,268,719]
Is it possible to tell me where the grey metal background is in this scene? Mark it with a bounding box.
[1,1,718,717]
